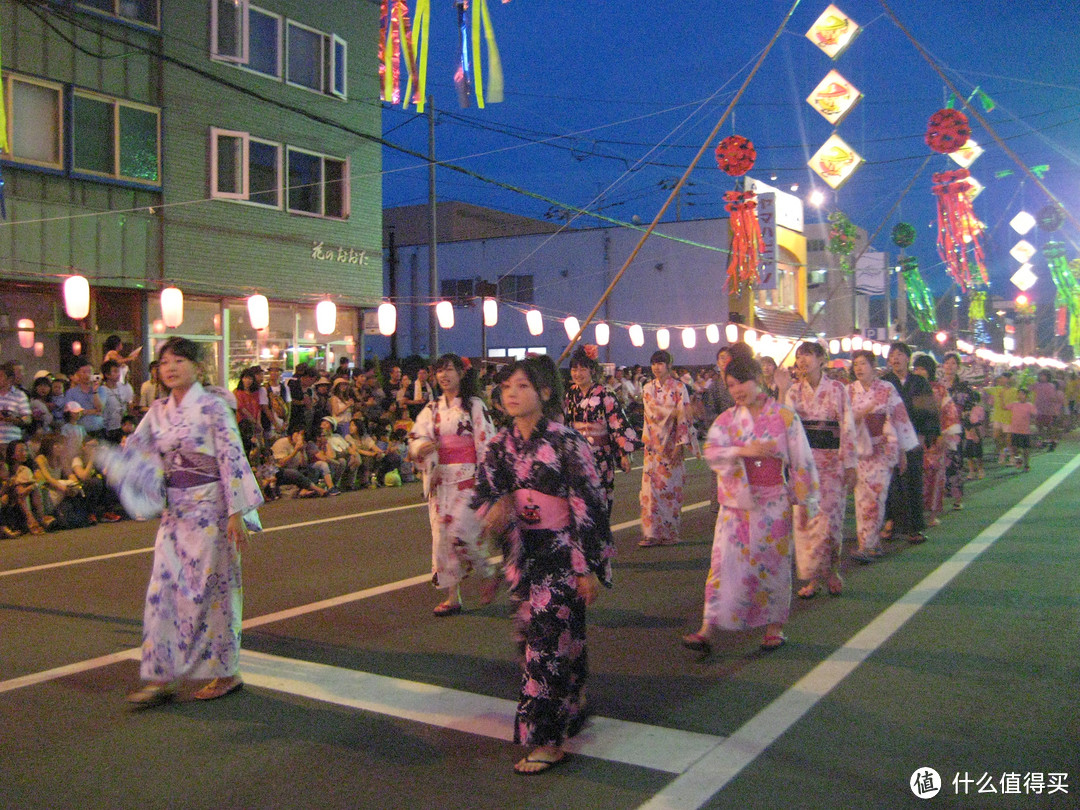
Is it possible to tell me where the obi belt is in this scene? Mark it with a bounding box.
[803,419,841,450]
[865,412,887,439]
[744,456,785,487]
[164,451,219,490]
[573,421,610,448]
[514,489,571,531]
[437,434,477,465]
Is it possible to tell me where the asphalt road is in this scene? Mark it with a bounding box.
[1,450,1077,810]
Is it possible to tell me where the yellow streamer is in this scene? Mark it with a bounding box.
[471,0,504,109]
[405,0,431,112]
[0,21,8,154]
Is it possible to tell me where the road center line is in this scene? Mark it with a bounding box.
[637,453,1080,810]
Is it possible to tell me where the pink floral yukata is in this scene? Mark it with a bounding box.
[785,376,856,580]
[702,399,819,632]
[923,381,961,518]
[848,378,918,553]
[409,395,496,592]
[640,376,693,543]
[565,382,637,515]
[472,417,613,747]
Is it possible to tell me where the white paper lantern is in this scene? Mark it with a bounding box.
[378,302,397,336]
[628,324,644,347]
[563,316,581,341]
[705,324,720,344]
[725,323,739,343]
[1010,211,1035,236]
[151,319,166,334]
[595,322,610,346]
[526,309,544,336]
[681,327,696,349]
[316,299,337,335]
[744,329,757,348]
[16,319,34,349]
[656,328,670,350]
[435,300,454,330]
[33,342,44,358]
[247,294,270,331]
[63,275,90,320]
[482,297,498,327]
[829,339,840,355]
[851,334,864,351]
[71,340,82,356]
[160,287,184,328]
[841,336,852,352]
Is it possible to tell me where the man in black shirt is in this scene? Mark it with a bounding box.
[881,342,940,543]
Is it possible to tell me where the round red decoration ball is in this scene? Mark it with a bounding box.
[715,135,757,177]
[925,108,972,154]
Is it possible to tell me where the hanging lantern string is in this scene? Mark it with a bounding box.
[556,0,803,365]
[880,0,1080,245]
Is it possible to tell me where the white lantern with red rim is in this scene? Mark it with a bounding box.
[64,275,90,320]
[17,319,35,349]
[725,323,739,343]
[563,316,580,341]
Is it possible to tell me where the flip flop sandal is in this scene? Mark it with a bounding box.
[433,602,463,617]
[193,677,243,701]
[514,751,568,775]
[760,634,787,651]
[127,682,177,709]
[827,575,844,597]
[681,632,712,654]
[797,583,820,599]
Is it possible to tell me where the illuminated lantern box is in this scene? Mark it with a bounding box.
[806,4,862,59]
[807,70,862,126]
[949,138,984,169]
[808,133,864,189]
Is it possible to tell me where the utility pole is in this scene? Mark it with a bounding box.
[386,225,398,359]
[428,97,439,360]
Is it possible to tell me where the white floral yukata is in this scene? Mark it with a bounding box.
[848,379,918,553]
[122,382,263,682]
[640,377,694,543]
[703,399,819,631]
[409,395,496,591]
[785,376,856,580]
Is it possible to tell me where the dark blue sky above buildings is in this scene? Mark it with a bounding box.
[380,1,1080,308]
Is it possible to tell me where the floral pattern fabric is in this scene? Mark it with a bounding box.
[121,382,263,682]
[565,382,637,515]
[640,377,693,542]
[472,417,613,748]
[409,396,496,591]
[924,381,961,517]
[702,399,819,631]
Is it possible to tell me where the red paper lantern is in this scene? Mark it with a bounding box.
[715,135,757,177]
[925,109,971,155]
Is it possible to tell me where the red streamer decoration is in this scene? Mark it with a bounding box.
[379,0,417,105]
[724,190,762,289]
[715,136,757,177]
[931,169,987,292]
[925,109,971,154]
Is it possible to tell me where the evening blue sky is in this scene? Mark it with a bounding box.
[380,1,1080,307]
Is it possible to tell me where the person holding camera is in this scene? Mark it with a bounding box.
[62,360,105,439]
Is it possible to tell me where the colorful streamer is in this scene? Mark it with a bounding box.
[900,256,937,332]
[828,211,857,273]
[403,0,432,112]
[1044,242,1080,319]
[471,0,504,108]
[968,290,986,323]
[724,190,762,290]
[931,169,987,292]
[380,0,417,106]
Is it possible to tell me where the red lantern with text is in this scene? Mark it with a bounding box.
[715,135,756,177]
[724,190,762,289]
[932,168,987,292]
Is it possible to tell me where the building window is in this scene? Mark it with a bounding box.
[440,279,474,306]
[1,74,63,170]
[287,147,348,219]
[497,275,533,305]
[286,20,347,99]
[77,0,159,28]
[807,238,827,252]
[211,2,284,78]
[71,90,160,186]
[249,6,282,78]
[209,128,282,208]
[210,0,248,63]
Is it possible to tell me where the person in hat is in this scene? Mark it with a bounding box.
[309,377,333,441]
[314,415,347,492]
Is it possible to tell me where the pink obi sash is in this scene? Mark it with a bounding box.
[513,488,571,531]
[573,421,610,448]
[744,456,784,487]
[164,451,219,490]
[865,412,886,438]
[437,434,477,465]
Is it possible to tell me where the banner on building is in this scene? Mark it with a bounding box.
[757,193,778,290]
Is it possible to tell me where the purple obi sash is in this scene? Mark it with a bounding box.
[164,451,219,489]
[865,412,887,438]
[744,456,784,487]
[438,434,477,465]
[513,488,571,531]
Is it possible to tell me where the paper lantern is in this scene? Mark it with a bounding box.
[743,329,757,348]
[806,70,862,126]
[681,328,696,349]
[705,324,720,344]
[628,324,644,347]
[526,309,543,336]
[806,4,861,59]
[1010,212,1035,236]
[434,300,454,330]
[63,275,90,320]
[829,339,840,355]
[595,322,610,346]
[563,316,580,341]
[33,342,44,357]
[151,319,166,334]
[851,334,864,351]
[808,133,864,190]
[160,287,184,328]
[949,139,984,169]
[872,343,883,356]
[656,329,670,350]
[1010,263,1037,292]
[1010,240,1036,264]
[16,319,34,349]
[72,340,82,356]
[247,294,270,331]
[841,336,852,352]
[316,299,338,334]
[482,297,498,327]
[378,302,398,336]
[725,323,739,343]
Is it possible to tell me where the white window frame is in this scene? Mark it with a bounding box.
[286,146,349,220]
[244,135,283,209]
[210,0,250,64]
[209,128,283,209]
[70,89,161,187]
[76,0,160,29]
[1,73,64,170]
[242,5,283,79]
[329,34,348,100]
[285,19,325,94]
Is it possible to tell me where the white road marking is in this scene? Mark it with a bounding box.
[636,451,1080,810]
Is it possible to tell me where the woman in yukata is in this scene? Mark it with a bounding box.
[639,349,696,547]
[682,355,819,654]
[408,354,497,616]
[111,337,263,708]
[564,345,637,516]
[473,355,613,775]
[847,350,919,562]
[912,354,961,527]
[784,341,857,598]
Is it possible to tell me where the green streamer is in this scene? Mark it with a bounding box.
[901,256,937,332]
[1044,242,1080,317]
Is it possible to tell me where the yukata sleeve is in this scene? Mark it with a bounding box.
[838,384,858,469]
[603,390,637,460]
[470,431,514,514]
[471,397,497,461]
[95,403,165,520]
[888,387,920,452]
[784,410,820,514]
[408,403,438,490]
[563,431,614,587]
[208,398,265,526]
[674,383,693,449]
